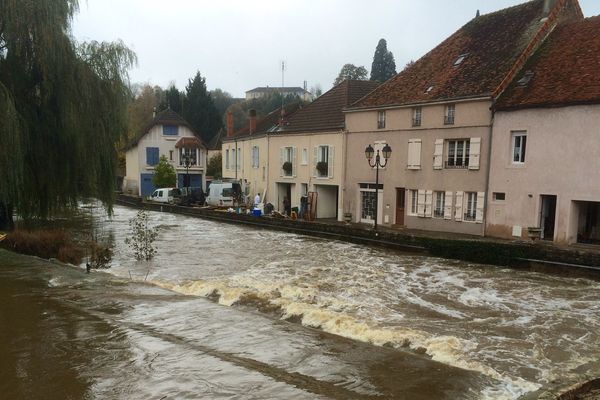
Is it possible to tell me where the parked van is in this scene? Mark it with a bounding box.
[149,188,180,204]
[205,182,242,206]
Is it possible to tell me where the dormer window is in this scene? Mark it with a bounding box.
[163,125,179,136]
[517,71,534,87]
[425,85,434,93]
[454,53,469,66]
[377,110,386,129]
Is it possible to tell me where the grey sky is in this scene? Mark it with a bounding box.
[72,1,600,98]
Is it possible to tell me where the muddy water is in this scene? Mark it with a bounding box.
[2,205,600,399]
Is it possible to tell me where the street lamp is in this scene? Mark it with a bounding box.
[365,143,392,230]
[182,152,192,193]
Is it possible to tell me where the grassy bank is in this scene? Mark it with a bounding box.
[0,230,84,265]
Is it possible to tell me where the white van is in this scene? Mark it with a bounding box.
[205,182,242,206]
[149,188,180,204]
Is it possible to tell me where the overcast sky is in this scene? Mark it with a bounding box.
[72,1,600,98]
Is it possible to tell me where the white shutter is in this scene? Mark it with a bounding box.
[407,139,422,170]
[256,147,260,168]
[469,137,481,170]
[444,191,453,220]
[455,191,464,221]
[328,146,334,178]
[313,146,318,177]
[292,147,297,177]
[433,139,444,170]
[425,190,433,218]
[476,191,485,223]
[280,148,284,177]
[417,189,426,217]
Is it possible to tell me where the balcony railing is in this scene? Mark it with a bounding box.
[444,160,469,169]
[444,116,455,125]
[464,212,476,221]
[434,209,444,218]
[412,118,421,127]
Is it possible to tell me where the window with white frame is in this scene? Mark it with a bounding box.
[317,145,329,177]
[282,146,294,177]
[179,147,197,166]
[446,139,470,168]
[434,191,445,218]
[252,146,259,168]
[225,149,230,169]
[408,189,418,215]
[412,107,422,127]
[444,104,455,125]
[464,192,477,221]
[512,131,527,164]
[377,110,386,129]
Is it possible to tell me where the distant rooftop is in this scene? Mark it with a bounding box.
[246,86,310,94]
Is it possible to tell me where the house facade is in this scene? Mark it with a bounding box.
[269,80,379,220]
[342,0,583,235]
[487,16,600,244]
[123,110,207,196]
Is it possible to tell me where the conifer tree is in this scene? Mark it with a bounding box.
[182,71,222,144]
[370,39,397,82]
[0,0,136,229]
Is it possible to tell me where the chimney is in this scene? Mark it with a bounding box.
[543,0,558,16]
[226,111,234,137]
[249,109,257,134]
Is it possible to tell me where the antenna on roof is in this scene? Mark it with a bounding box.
[476,9,480,18]
[281,60,286,122]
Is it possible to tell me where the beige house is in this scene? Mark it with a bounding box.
[342,0,583,235]
[269,80,379,220]
[487,16,600,244]
[123,109,207,196]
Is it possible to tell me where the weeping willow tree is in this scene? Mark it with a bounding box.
[0,0,136,229]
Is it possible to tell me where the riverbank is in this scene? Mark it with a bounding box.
[117,194,600,279]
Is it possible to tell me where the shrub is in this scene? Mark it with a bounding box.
[3,229,84,264]
[125,210,158,261]
[282,161,293,175]
[316,161,328,176]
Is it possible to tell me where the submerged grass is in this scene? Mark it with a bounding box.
[1,229,84,265]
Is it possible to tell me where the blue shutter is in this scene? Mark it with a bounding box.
[146,147,159,166]
[163,125,179,135]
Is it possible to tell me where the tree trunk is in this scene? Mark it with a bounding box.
[0,202,14,231]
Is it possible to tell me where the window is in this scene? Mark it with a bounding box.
[377,110,386,129]
[146,147,159,166]
[512,131,527,164]
[252,146,260,168]
[454,53,468,66]
[179,148,197,166]
[517,71,534,87]
[231,149,236,170]
[163,125,179,135]
[317,145,329,177]
[465,192,477,221]
[359,183,383,223]
[426,85,434,93]
[412,107,422,127]
[444,104,455,125]
[169,150,173,161]
[237,147,241,170]
[493,192,506,201]
[434,191,445,218]
[225,149,230,170]
[408,189,418,215]
[446,139,470,168]
[282,146,294,177]
[301,148,308,165]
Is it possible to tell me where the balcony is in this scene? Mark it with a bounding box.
[444,160,469,169]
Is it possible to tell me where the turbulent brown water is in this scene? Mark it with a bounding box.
[1,204,600,399]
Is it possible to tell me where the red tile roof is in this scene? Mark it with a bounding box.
[496,16,600,110]
[349,0,583,110]
[227,102,302,139]
[278,80,380,133]
[175,136,204,149]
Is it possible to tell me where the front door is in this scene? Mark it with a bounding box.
[540,195,557,241]
[396,188,406,226]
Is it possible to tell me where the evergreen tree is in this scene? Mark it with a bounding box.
[206,154,222,179]
[370,39,397,82]
[0,0,136,229]
[182,71,222,144]
[152,156,176,188]
[333,64,368,86]
[164,84,183,113]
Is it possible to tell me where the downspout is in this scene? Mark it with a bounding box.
[483,99,495,237]
[235,138,238,181]
[342,128,349,222]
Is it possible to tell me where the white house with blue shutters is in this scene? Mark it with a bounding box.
[123,109,207,197]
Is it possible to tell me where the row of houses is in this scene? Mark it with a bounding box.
[222,0,600,245]
[123,0,600,246]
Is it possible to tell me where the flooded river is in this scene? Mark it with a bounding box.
[1,204,600,399]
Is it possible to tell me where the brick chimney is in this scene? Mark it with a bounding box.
[249,109,257,134]
[226,111,234,137]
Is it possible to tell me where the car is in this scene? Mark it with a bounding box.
[149,188,181,204]
[177,186,205,206]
